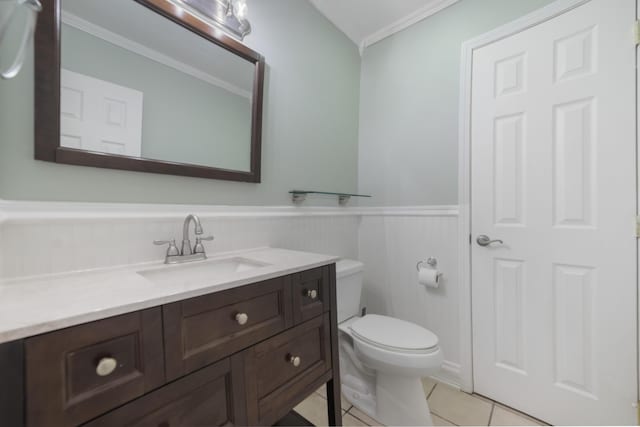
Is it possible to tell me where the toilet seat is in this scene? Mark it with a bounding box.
[350,314,438,354]
[342,314,444,377]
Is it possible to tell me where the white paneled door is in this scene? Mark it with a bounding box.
[470,1,637,425]
[60,69,143,157]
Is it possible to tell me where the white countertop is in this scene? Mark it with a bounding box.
[0,247,339,344]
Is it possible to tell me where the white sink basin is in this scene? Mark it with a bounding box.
[138,256,269,285]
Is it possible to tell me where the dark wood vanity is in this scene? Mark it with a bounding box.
[0,264,342,426]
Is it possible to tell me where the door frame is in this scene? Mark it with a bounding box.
[636,0,639,410]
[456,0,606,393]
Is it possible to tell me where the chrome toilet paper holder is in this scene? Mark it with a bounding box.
[416,257,438,271]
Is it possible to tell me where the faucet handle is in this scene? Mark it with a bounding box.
[154,239,180,257]
[194,236,214,254]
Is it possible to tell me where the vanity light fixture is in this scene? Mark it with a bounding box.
[171,0,251,40]
[233,0,248,19]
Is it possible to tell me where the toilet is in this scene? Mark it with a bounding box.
[336,259,443,426]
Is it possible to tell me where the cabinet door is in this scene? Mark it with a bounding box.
[163,276,292,380]
[85,356,247,427]
[291,266,330,324]
[243,314,333,426]
[25,308,164,427]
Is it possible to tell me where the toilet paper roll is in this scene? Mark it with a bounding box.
[419,268,442,288]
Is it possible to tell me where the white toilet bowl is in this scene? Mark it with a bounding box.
[335,260,444,426]
[339,314,443,426]
[350,314,443,377]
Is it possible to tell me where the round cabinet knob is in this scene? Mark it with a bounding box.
[235,312,249,325]
[96,357,117,377]
[288,354,301,367]
[306,289,318,299]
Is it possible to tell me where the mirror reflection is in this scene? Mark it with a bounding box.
[60,0,255,172]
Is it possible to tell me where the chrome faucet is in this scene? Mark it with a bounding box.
[154,214,214,264]
[182,214,203,256]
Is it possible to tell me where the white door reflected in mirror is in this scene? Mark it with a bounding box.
[61,69,143,157]
[59,0,255,172]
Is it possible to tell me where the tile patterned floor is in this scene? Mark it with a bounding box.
[294,379,548,426]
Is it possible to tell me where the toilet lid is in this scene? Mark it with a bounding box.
[350,314,439,351]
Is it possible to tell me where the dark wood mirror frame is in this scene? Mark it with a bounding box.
[34,0,265,182]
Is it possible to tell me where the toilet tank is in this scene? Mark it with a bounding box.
[335,259,364,323]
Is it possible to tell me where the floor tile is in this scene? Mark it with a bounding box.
[349,406,384,426]
[315,377,544,427]
[314,386,353,412]
[295,393,330,426]
[490,405,544,426]
[343,412,369,426]
[341,397,354,413]
[432,413,457,426]
[428,383,492,426]
[422,377,438,397]
[471,393,494,405]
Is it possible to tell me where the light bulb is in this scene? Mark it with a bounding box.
[233,0,248,19]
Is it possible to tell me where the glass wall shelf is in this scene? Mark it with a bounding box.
[289,190,372,205]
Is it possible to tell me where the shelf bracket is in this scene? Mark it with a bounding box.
[289,190,371,206]
[291,193,307,204]
[338,195,351,206]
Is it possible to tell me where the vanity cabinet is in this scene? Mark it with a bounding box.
[291,267,330,324]
[24,309,165,427]
[0,264,341,427]
[83,357,247,427]
[163,276,293,381]
[242,313,332,425]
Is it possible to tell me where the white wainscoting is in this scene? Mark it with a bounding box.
[0,201,359,279]
[358,207,461,386]
[0,200,463,385]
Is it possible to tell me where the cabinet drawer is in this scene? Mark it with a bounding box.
[84,356,247,427]
[244,314,332,426]
[292,266,330,324]
[164,276,292,380]
[25,309,164,427]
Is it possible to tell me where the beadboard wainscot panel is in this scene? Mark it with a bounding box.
[0,201,462,387]
[358,206,461,386]
[0,200,358,279]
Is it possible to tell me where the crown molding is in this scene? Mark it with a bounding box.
[309,0,459,55]
[61,11,252,100]
[308,0,361,48]
[361,0,459,51]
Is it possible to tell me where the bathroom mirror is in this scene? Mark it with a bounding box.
[34,0,265,182]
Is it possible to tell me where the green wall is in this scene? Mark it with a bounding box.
[0,0,361,204]
[62,24,252,171]
[357,0,554,206]
[1,0,559,206]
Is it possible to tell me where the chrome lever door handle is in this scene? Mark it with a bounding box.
[476,235,504,247]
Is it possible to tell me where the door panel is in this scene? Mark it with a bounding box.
[60,69,143,157]
[470,1,637,425]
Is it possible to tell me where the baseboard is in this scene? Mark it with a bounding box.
[432,360,462,388]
